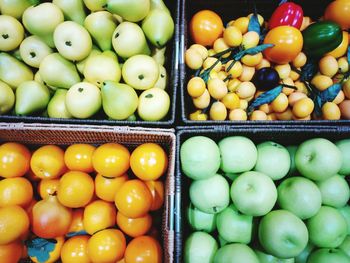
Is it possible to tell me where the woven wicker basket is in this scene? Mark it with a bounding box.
[0,123,176,263]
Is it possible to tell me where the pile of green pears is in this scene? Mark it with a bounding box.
[0,0,174,121]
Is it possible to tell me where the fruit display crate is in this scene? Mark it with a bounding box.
[174,125,350,262]
[0,0,180,127]
[0,123,176,263]
[179,0,350,126]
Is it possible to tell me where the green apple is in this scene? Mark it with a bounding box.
[19,36,53,68]
[277,177,322,219]
[230,171,277,216]
[122,55,158,90]
[218,136,257,174]
[187,203,216,233]
[180,136,220,180]
[339,205,350,235]
[259,210,308,259]
[76,47,101,74]
[214,244,259,263]
[216,204,253,244]
[39,53,81,90]
[307,206,347,248]
[84,11,116,51]
[255,250,295,263]
[295,138,342,181]
[106,0,150,22]
[0,52,33,89]
[137,88,170,121]
[224,172,240,181]
[0,80,15,114]
[15,81,50,116]
[84,51,121,87]
[153,64,167,90]
[22,3,64,47]
[65,82,101,119]
[0,0,39,19]
[286,145,298,176]
[307,248,350,263]
[101,81,138,120]
[218,235,229,247]
[254,141,290,180]
[53,0,86,25]
[112,22,150,59]
[190,174,229,214]
[83,0,106,11]
[316,174,350,208]
[54,21,92,61]
[295,243,314,263]
[47,89,72,119]
[336,139,350,175]
[339,236,350,258]
[184,231,218,263]
[0,15,24,51]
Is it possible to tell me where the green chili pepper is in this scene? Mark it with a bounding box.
[302,21,342,58]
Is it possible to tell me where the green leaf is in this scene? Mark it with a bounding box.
[248,13,261,35]
[347,46,350,65]
[27,238,57,263]
[319,83,342,104]
[234,44,273,61]
[248,85,283,114]
[66,230,89,238]
[300,60,318,82]
[279,0,288,5]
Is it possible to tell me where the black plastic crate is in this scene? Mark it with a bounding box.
[179,0,350,126]
[0,0,180,127]
[175,125,350,262]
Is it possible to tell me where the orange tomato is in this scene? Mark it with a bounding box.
[263,26,303,64]
[116,212,152,238]
[124,236,162,263]
[327,31,349,58]
[0,177,33,208]
[189,10,224,46]
[325,0,350,30]
[30,236,65,263]
[95,173,128,202]
[0,142,31,178]
[87,229,126,263]
[68,209,85,234]
[64,144,96,173]
[0,205,29,245]
[130,143,168,181]
[0,240,23,263]
[38,178,60,200]
[25,168,40,182]
[57,171,94,208]
[145,180,164,211]
[92,143,130,178]
[60,235,90,263]
[83,200,116,235]
[30,145,67,179]
[115,179,152,218]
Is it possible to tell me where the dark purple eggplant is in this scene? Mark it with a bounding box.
[252,67,280,90]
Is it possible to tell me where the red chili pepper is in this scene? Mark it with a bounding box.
[269,2,304,29]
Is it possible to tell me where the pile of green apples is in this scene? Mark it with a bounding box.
[0,0,174,121]
[180,135,350,263]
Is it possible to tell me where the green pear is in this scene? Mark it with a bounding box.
[101,81,138,120]
[0,52,34,89]
[47,89,72,118]
[153,64,167,89]
[83,0,107,11]
[84,50,121,87]
[112,22,150,59]
[0,15,25,52]
[0,0,39,19]
[0,80,15,114]
[152,46,166,65]
[76,47,101,74]
[106,0,150,22]
[22,3,64,47]
[142,0,174,48]
[15,81,50,116]
[39,53,81,90]
[84,11,117,51]
[53,0,86,25]
[20,35,53,68]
